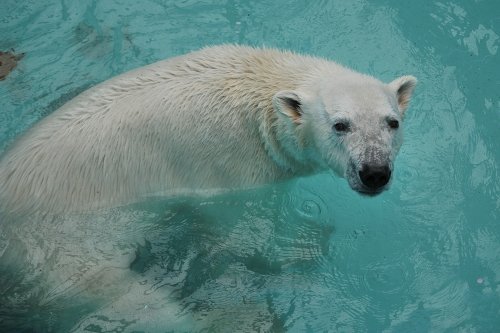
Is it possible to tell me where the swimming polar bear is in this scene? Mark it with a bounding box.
[0,45,416,215]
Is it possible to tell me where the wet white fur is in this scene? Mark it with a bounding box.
[0,45,416,214]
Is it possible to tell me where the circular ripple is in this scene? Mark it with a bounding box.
[363,263,409,295]
[296,199,322,219]
[280,181,331,225]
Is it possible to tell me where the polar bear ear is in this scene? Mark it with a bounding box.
[273,91,304,124]
[389,75,417,115]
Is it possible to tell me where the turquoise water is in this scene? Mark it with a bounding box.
[0,0,499,332]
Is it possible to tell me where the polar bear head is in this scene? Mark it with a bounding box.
[273,75,417,196]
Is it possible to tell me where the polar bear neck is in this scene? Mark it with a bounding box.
[190,45,332,176]
[258,110,321,176]
[154,45,330,178]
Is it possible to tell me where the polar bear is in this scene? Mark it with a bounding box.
[0,45,416,215]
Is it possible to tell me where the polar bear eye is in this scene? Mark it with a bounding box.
[333,122,349,132]
[388,119,399,129]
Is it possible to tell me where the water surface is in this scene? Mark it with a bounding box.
[0,0,499,332]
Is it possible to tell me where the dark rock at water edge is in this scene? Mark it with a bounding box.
[0,50,24,80]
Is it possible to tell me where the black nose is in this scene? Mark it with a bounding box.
[359,164,391,190]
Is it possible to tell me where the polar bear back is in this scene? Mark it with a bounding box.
[0,46,348,214]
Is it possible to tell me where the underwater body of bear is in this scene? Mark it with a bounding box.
[0,45,416,215]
